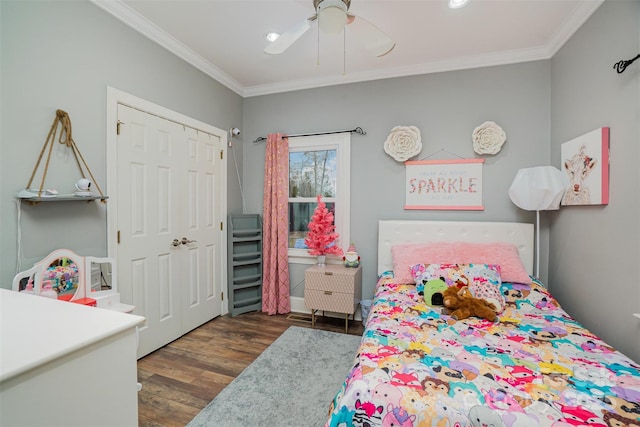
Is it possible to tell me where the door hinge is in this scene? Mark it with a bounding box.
[221,292,224,301]
[220,150,223,160]
[220,222,223,231]
[117,120,123,135]
[117,230,120,244]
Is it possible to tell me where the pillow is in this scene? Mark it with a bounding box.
[391,242,531,284]
[411,263,505,312]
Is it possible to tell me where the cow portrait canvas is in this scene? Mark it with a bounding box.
[560,127,609,206]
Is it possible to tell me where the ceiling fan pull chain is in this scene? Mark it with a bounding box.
[317,14,320,66]
[343,29,346,75]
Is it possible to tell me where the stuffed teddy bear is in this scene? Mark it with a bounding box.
[442,285,498,322]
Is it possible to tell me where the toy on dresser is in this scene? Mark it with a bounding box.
[342,243,360,268]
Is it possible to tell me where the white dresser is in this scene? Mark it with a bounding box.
[0,289,145,426]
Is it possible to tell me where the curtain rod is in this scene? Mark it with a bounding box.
[253,127,366,143]
[614,53,640,73]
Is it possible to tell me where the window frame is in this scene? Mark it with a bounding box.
[287,133,351,265]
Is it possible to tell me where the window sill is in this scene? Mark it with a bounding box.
[288,252,343,266]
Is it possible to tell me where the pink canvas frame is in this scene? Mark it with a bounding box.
[601,127,610,204]
[560,127,609,206]
[404,158,484,210]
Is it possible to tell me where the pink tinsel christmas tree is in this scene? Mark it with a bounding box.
[305,195,343,256]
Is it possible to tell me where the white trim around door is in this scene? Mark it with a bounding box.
[105,86,228,319]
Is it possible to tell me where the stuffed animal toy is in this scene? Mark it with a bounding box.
[442,285,498,322]
[343,243,360,268]
[422,278,449,306]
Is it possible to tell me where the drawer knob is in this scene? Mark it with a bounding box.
[324,291,333,295]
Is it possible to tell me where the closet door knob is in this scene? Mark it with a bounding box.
[181,237,197,245]
[171,239,181,247]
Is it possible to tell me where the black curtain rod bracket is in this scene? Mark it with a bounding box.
[253,127,366,144]
[613,54,640,73]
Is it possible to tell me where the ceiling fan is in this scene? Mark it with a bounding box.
[264,0,395,57]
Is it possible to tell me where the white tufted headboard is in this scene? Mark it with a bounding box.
[378,220,534,276]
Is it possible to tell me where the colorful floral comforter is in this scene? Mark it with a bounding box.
[325,276,640,427]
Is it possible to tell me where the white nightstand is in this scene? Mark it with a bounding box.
[304,264,362,333]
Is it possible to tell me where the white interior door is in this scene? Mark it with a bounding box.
[115,103,223,358]
[181,126,224,332]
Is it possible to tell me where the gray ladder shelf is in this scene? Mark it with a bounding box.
[227,214,263,316]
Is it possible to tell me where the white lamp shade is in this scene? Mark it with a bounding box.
[508,166,568,211]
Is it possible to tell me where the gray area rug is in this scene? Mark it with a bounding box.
[187,325,362,427]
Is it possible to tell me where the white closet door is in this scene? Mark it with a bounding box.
[116,104,222,358]
[180,127,223,333]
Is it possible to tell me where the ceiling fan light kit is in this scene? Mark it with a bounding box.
[264,0,394,59]
[317,0,348,34]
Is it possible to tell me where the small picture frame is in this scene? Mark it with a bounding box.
[560,127,609,206]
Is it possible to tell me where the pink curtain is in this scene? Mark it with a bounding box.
[262,133,291,315]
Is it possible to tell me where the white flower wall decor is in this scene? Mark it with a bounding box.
[384,126,422,162]
[472,121,507,155]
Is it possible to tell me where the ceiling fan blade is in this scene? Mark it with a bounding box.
[264,17,315,55]
[347,14,395,57]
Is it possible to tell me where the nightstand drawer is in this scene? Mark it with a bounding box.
[304,289,356,314]
[305,265,361,293]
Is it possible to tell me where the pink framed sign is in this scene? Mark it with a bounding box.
[560,127,609,206]
[404,158,484,210]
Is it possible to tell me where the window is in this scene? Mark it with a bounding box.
[288,133,350,264]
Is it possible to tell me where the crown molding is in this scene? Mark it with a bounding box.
[243,45,551,97]
[89,0,245,97]
[545,0,605,57]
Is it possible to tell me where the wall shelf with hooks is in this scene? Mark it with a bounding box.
[22,109,108,204]
[17,195,109,205]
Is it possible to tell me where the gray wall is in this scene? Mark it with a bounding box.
[549,0,640,362]
[242,61,552,299]
[0,0,243,287]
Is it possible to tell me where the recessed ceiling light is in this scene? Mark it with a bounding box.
[265,32,280,42]
[448,0,470,8]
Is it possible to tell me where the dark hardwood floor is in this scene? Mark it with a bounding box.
[137,311,364,427]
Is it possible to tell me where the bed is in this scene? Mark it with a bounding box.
[325,220,640,427]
